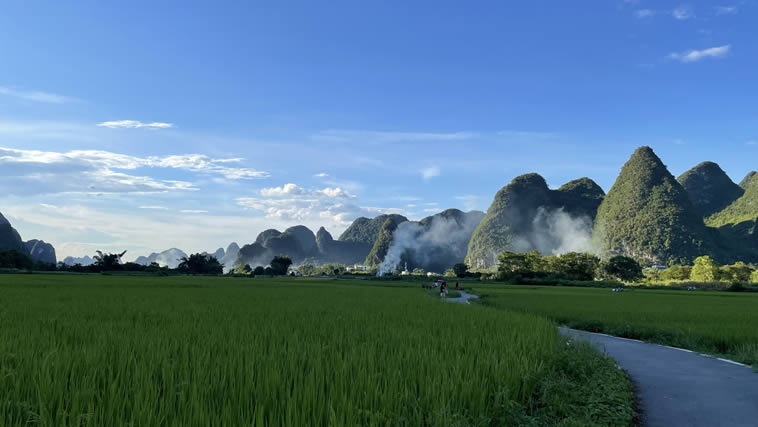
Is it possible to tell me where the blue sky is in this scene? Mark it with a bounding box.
[1,0,756,260]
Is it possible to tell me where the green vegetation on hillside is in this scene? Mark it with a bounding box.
[338,214,408,245]
[466,174,605,269]
[739,171,756,190]
[594,146,711,265]
[707,177,758,227]
[364,217,402,265]
[475,285,758,366]
[0,275,634,426]
[677,161,744,217]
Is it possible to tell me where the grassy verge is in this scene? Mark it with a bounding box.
[474,284,758,367]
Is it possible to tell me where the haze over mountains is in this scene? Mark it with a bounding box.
[3,147,758,271]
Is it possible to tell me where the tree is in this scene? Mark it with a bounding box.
[690,256,720,282]
[297,264,315,277]
[719,262,752,282]
[269,256,293,276]
[751,270,758,283]
[253,266,265,276]
[234,264,253,275]
[452,263,469,278]
[600,256,643,282]
[497,251,529,274]
[412,267,425,275]
[524,250,546,272]
[94,250,127,271]
[0,250,34,270]
[662,265,691,281]
[178,253,223,275]
[263,266,274,275]
[551,252,600,281]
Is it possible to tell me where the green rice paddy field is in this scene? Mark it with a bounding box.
[0,275,633,426]
[472,284,758,367]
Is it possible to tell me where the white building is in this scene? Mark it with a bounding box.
[346,264,371,272]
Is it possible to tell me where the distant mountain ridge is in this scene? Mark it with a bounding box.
[677,161,744,218]
[594,147,712,265]
[0,212,57,264]
[134,248,188,269]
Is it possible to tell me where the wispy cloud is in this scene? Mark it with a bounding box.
[635,9,655,18]
[672,4,694,20]
[139,206,169,210]
[673,139,685,145]
[180,210,208,214]
[97,120,174,129]
[314,172,329,178]
[313,129,477,144]
[259,183,356,199]
[0,86,74,103]
[715,5,738,15]
[421,166,441,181]
[0,146,268,195]
[747,140,757,146]
[455,195,483,211]
[260,183,310,197]
[669,45,730,63]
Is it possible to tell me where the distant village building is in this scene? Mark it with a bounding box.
[346,264,371,272]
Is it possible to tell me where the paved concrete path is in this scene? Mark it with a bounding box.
[560,327,758,427]
[445,290,479,304]
[445,292,758,426]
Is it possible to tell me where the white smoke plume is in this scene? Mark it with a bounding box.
[509,207,596,255]
[378,213,482,275]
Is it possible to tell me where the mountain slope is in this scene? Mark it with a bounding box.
[465,174,605,269]
[677,161,744,217]
[24,240,57,264]
[339,214,409,245]
[134,248,188,268]
[705,177,758,260]
[594,146,711,265]
[0,212,27,253]
[364,218,404,266]
[314,227,369,265]
[739,171,756,190]
[62,255,95,266]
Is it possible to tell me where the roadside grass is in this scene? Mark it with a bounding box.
[0,275,634,426]
[473,284,758,367]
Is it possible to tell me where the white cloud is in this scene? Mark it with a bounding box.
[260,183,310,197]
[260,183,356,199]
[0,86,73,103]
[455,195,483,211]
[237,195,406,225]
[635,9,655,18]
[421,166,441,181]
[314,172,329,178]
[0,146,268,195]
[180,210,208,214]
[317,187,356,199]
[672,5,694,20]
[669,45,730,63]
[139,206,169,210]
[97,120,174,129]
[715,6,737,15]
